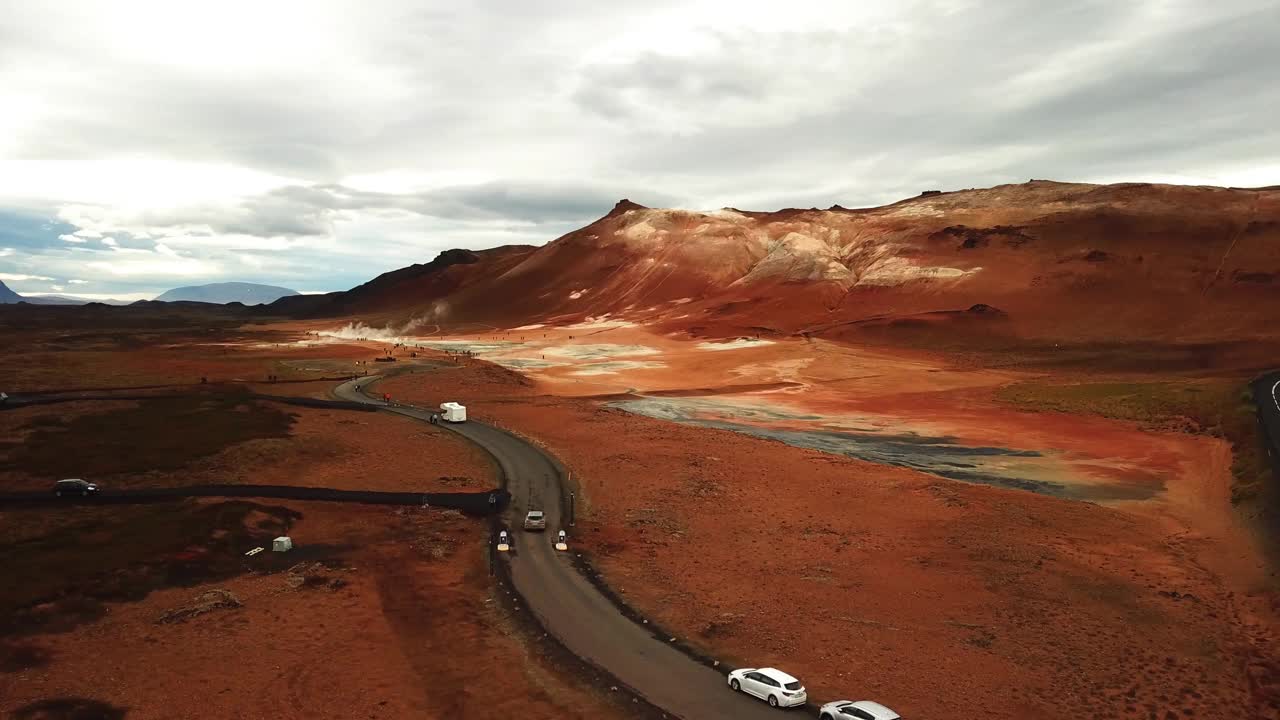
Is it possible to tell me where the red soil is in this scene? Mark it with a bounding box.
[380,357,1280,720]
[0,323,373,392]
[1,339,626,720]
[1,503,625,720]
[0,397,493,494]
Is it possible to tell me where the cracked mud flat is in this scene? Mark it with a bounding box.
[614,395,1162,501]
[491,357,568,370]
[315,325,1192,508]
[413,340,523,355]
[430,342,666,374]
[695,338,776,351]
[541,344,661,361]
[340,324,1186,506]
[569,361,667,377]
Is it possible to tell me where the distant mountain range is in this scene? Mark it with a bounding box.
[1,280,300,306]
[24,294,130,306]
[155,282,299,305]
[0,282,129,305]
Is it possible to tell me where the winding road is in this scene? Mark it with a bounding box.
[1252,370,1280,478]
[0,484,505,512]
[334,376,792,720]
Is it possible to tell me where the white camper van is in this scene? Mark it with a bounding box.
[439,402,467,423]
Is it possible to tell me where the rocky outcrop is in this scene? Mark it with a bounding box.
[156,589,242,624]
[0,281,21,304]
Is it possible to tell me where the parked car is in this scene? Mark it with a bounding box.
[820,700,901,720]
[727,667,807,708]
[523,510,546,531]
[54,478,99,497]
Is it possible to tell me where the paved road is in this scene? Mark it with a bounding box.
[0,483,506,513]
[335,376,798,720]
[1252,370,1280,478]
[2,390,377,413]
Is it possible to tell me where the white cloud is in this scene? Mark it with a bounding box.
[0,248,12,257]
[68,279,89,284]
[49,284,64,292]
[0,0,1275,298]
[25,291,155,302]
[0,158,298,210]
[1089,162,1280,189]
[87,254,215,277]
[0,273,54,281]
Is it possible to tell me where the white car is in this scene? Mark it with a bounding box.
[727,667,807,708]
[820,700,901,720]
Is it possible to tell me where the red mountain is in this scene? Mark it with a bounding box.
[284,180,1280,346]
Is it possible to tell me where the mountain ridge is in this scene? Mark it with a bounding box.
[157,282,300,305]
[268,179,1280,344]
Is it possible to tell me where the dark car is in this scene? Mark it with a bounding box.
[54,478,99,497]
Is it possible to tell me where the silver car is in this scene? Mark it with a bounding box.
[523,510,546,531]
[820,700,901,720]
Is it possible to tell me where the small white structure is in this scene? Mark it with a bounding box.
[555,530,568,552]
[439,401,467,423]
[272,536,293,552]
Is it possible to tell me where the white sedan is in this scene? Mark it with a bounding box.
[727,667,807,708]
[820,700,901,720]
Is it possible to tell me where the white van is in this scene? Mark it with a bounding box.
[439,402,467,423]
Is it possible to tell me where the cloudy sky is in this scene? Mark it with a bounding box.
[1,0,1277,300]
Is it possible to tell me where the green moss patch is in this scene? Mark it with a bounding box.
[995,379,1268,505]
